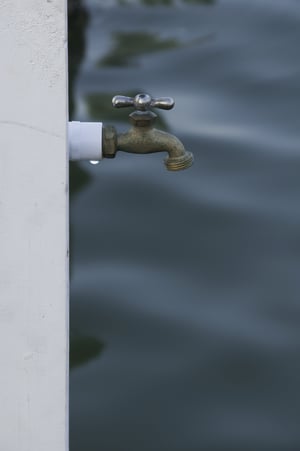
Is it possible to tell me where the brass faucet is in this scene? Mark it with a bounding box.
[102,93,194,171]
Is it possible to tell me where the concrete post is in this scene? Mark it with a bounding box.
[0,1,69,450]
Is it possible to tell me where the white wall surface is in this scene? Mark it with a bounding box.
[0,1,69,450]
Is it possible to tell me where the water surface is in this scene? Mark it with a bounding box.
[69,1,300,449]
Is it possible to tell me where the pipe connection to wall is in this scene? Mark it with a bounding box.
[68,121,103,162]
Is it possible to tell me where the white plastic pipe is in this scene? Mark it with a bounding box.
[69,121,103,161]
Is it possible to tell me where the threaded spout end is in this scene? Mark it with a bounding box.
[164,151,194,171]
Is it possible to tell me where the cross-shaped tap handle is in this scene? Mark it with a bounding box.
[112,93,175,111]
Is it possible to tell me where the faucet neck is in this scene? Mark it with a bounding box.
[129,110,157,128]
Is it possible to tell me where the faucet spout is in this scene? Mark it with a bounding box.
[117,128,193,171]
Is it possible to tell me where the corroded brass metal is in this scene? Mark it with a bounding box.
[102,124,117,158]
[102,93,193,171]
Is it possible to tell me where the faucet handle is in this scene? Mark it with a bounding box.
[150,97,175,110]
[112,93,175,112]
[112,95,135,109]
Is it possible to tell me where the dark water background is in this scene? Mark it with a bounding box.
[68,1,300,449]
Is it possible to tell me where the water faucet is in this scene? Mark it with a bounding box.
[102,93,194,171]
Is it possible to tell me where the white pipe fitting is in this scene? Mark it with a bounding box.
[68,121,102,161]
